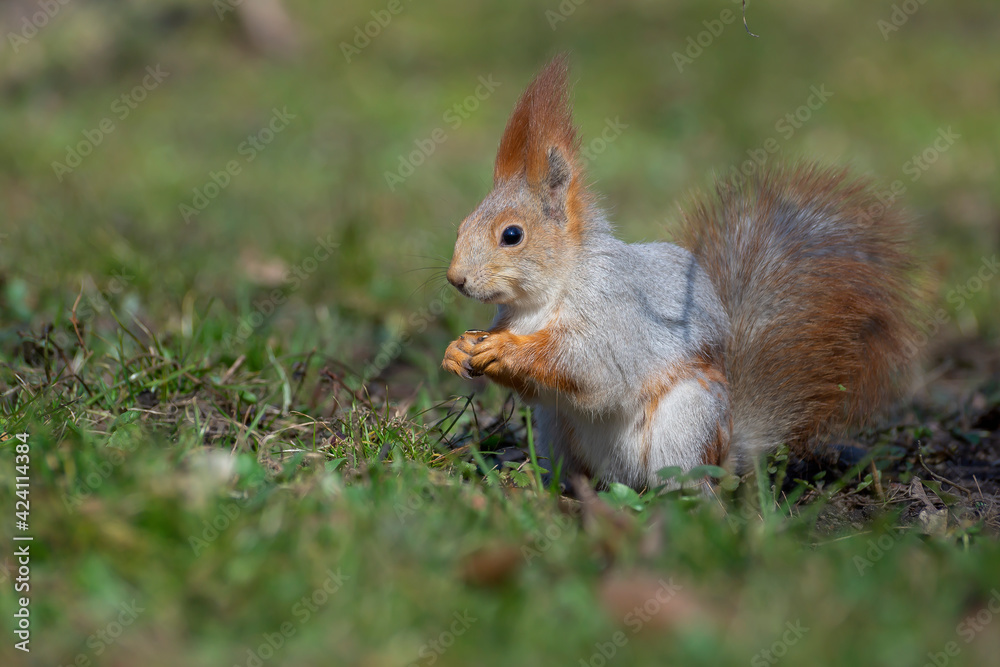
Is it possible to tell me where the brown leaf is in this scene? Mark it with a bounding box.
[598,571,707,635]
[460,543,522,587]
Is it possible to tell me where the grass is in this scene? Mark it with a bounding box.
[1,0,999,665]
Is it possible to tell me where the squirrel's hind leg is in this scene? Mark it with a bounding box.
[641,377,731,489]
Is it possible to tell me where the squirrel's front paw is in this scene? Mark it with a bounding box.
[468,330,513,378]
[442,330,489,380]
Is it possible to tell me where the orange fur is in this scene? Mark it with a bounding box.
[469,328,580,398]
[677,163,923,455]
[491,54,594,245]
[702,422,732,467]
[494,54,578,185]
[639,370,685,469]
[637,347,729,468]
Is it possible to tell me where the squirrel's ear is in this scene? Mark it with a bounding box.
[494,54,581,192]
[541,146,572,218]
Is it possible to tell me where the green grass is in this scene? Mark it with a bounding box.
[1,0,1000,665]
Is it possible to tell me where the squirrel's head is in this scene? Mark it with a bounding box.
[447,55,599,308]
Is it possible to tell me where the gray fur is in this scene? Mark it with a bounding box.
[497,228,731,489]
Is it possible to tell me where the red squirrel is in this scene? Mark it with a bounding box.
[442,55,921,490]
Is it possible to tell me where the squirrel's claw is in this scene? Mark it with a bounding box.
[467,330,508,377]
[442,330,488,380]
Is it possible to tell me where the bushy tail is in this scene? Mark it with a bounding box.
[677,162,924,467]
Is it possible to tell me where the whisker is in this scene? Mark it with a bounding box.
[401,266,449,275]
[405,253,453,264]
[406,272,451,302]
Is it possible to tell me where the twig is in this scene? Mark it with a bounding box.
[219,355,246,384]
[742,0,759,37]
[870,460,885,501]
[918,453,973,497]
[70,288,86,349]
[289,349,315,408]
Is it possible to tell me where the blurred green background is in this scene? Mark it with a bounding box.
[1,0,997,365]
[2,1,1000,666]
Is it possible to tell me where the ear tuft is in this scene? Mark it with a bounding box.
[494,54,580,186]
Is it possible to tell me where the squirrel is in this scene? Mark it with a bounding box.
[441,55,921,491]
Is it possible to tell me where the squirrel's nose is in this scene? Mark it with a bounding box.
[447,268,466,291]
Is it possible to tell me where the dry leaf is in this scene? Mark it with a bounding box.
[598,571,706,635]
[460,543,522,587]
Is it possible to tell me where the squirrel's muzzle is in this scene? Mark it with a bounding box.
[446,267,467,293]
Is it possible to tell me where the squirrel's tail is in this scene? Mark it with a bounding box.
[677,162,924,468]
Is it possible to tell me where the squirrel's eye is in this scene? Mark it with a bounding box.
[500,225,523,247]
